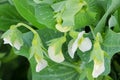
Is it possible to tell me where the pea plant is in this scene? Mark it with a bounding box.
[0,0,120,80]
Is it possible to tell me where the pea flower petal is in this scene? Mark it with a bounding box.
[68,31,92,58]
[48,45,65,63]
[79,37,92,52]
[48,37,66,63]
[13,40,23,50]
[36,59,48,72]
[92,60,105,78]
[3,37,13,46]
[68,40,75,58]
[2,26,23,50]
[68,31,85,58]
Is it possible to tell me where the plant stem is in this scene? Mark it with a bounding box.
[16,23,37,34]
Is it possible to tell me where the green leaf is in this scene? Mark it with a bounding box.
[51,1,66,12]
[13,0,56,29]
[33,0,54,4]
[96,75,113,80]
[77,50,90,63]
[75,10,96,28]
[30,59,80,80]
[13,0,44,29]
[75,0,98,29]
[94,0,120,34]
[86,62,94,80]
[101,29,120,75]
[61,0,85,27]
[35,4,56,29]
[102,29,120,57]
[0,3,25,31]
[77,51,94,80]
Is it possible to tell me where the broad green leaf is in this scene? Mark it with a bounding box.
[0,3,25,31]
[117,8,120,27]
[37,29,62,48]
[0,53,5,59]
[75,0,98,29]
[96,76,113,80]
[13,0,56,29]
[94,0,120,34]
[51,1,66,12]
[33,0,54,4]
[101,29,120,75]
[0,0,8,3]
[86,62,94,80]
[102,29,120,57]
[112,12,120,32]
[62,0,85,27]
[30,58,80,80]
[8,0,14,5]
[75,10,96,28]
[13,0,44,29]
[77,50,90,63]
[35,4,56,29]
[77,50,94,80]
[1,49,18,63]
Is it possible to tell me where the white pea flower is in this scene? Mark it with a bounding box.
[36,59,48,72]
[30,33,48,72]
[2,25,23,50]
[92,60,105,78]
[48,44,64,63]
[48,37,66,63]
[3,36,13,46]
[90,33,105,78]
[68,31,92,58]
[3,37,22,50]
[35,54,48,72]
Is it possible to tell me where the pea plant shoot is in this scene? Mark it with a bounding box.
[0,0,120,80]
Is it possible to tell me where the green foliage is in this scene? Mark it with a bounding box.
[1,0,120,80]
[13,0,56,29]
[14,29,81,80]
[0,2,25,31]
